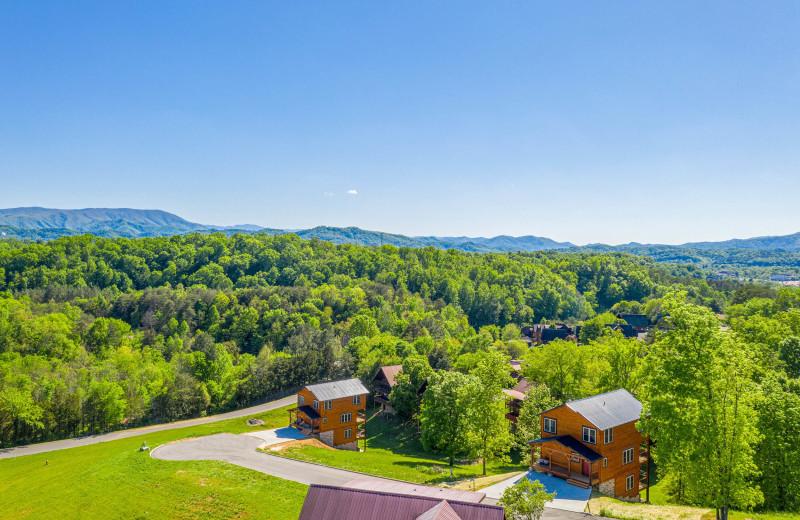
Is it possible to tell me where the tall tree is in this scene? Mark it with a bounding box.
[420,371,478,473]
[470,350,514,475]
[639,295,762,519]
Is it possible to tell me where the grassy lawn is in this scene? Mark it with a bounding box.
[273,408,522,485]
[0,405,308,520]
[590,479,800,520]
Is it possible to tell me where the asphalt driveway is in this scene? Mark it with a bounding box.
[0,395,296,460]
[152,433,594,519]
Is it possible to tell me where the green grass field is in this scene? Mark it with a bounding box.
[274,408,521,484]
[0,405,307,520]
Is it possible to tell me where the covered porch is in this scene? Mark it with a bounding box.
[527,435,602,489]
[288,405,321,435]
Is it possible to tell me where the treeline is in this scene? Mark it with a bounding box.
[0,233,732,448]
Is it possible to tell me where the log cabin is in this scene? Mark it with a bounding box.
[289,378,368,450]
[527,388,649,501]
[371,365,402,415]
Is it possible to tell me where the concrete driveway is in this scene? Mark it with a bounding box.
[0,395,296,460]
[482,471,591,514]
[244,426,308,447]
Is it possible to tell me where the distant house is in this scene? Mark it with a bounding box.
[605,323,638,339]
[616,314,649,333]
[509,360,523,381]
[770,273,795,282]
[371,365,403,415]
[527,389,649,501]
[289,378,368,450]
[503,367,534,424]
[523,323,576,344]
[297,484,505,520]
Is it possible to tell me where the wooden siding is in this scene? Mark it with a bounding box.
[539,404,644,498]
[296,387,366,446]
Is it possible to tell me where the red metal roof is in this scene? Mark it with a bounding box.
[298,485,506,520]
[375,365,403,387]
[343,479,485,503]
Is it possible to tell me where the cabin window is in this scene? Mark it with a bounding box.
[344,428,352,439]
[543,417,557,434]
[622,447,634,465]
[324,400,332,410]
[298,395,304,405]
[341,412,352,423]
[353,395,361,405]
[313,400,319,410]
[582,427,597,444]
[626,474,635,491]
[323,417,327,424]
[603,457,608,467]
[604,428,614,444]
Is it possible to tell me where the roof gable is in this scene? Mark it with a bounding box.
[372,365,403,387]
[416,501,462,520]
[306,378,369,401]
[565,389,642,430]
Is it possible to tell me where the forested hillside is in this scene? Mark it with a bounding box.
[0,233,725,447]
[2,233,799,516]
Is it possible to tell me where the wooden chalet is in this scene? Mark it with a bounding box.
[503,378,533,423]
[527,389,649,501]
[298,484,505,520]
[371,365,403,415]
[289,378,368,450]
[521,323,576,345]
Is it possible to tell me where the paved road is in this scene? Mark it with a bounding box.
[0,395,296,460]
[152,433,402,486]
[151,433,594,519]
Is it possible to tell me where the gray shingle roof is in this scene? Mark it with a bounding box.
[306,378,369,401]
[565,388,642,430]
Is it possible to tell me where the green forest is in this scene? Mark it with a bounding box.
[1,233,799,518]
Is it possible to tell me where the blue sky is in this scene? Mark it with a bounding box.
[1,2,798,245]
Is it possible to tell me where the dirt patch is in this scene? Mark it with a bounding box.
[447,471,524,491]
[589,496,712,520]
[267,437,335,452]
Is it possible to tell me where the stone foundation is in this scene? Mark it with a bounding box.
[599,478,615,497]
[319,430,334,447]
[337,441,359,451]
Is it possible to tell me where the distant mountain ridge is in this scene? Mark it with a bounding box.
[1,207,799,253]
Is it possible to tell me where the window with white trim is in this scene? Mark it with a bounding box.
[324,400,332,410]
[622,447,634,465]
[344,428,352,439]
[313,400,319,410]
[626,474,635,491]
[543,417,557,434]
[353,395,361,405]
[323,417,327,424]
[603,457,607,468]
[582,427,597,444]
[298,395,304,405]
[341,412,352,423]
[604,427,614,444]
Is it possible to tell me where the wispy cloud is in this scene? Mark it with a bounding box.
[324,192,335,197]
[346,189,358,195]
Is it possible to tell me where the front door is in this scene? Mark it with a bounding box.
[582,459,590,476]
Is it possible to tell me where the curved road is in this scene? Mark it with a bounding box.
[0,395,295,460]
[151,433,592,520]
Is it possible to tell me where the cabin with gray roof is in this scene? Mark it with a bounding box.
[290,378,369,450]
[527,389,649,501]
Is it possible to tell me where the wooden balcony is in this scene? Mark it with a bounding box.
[532,461,598,488]
[505,412,519,422]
